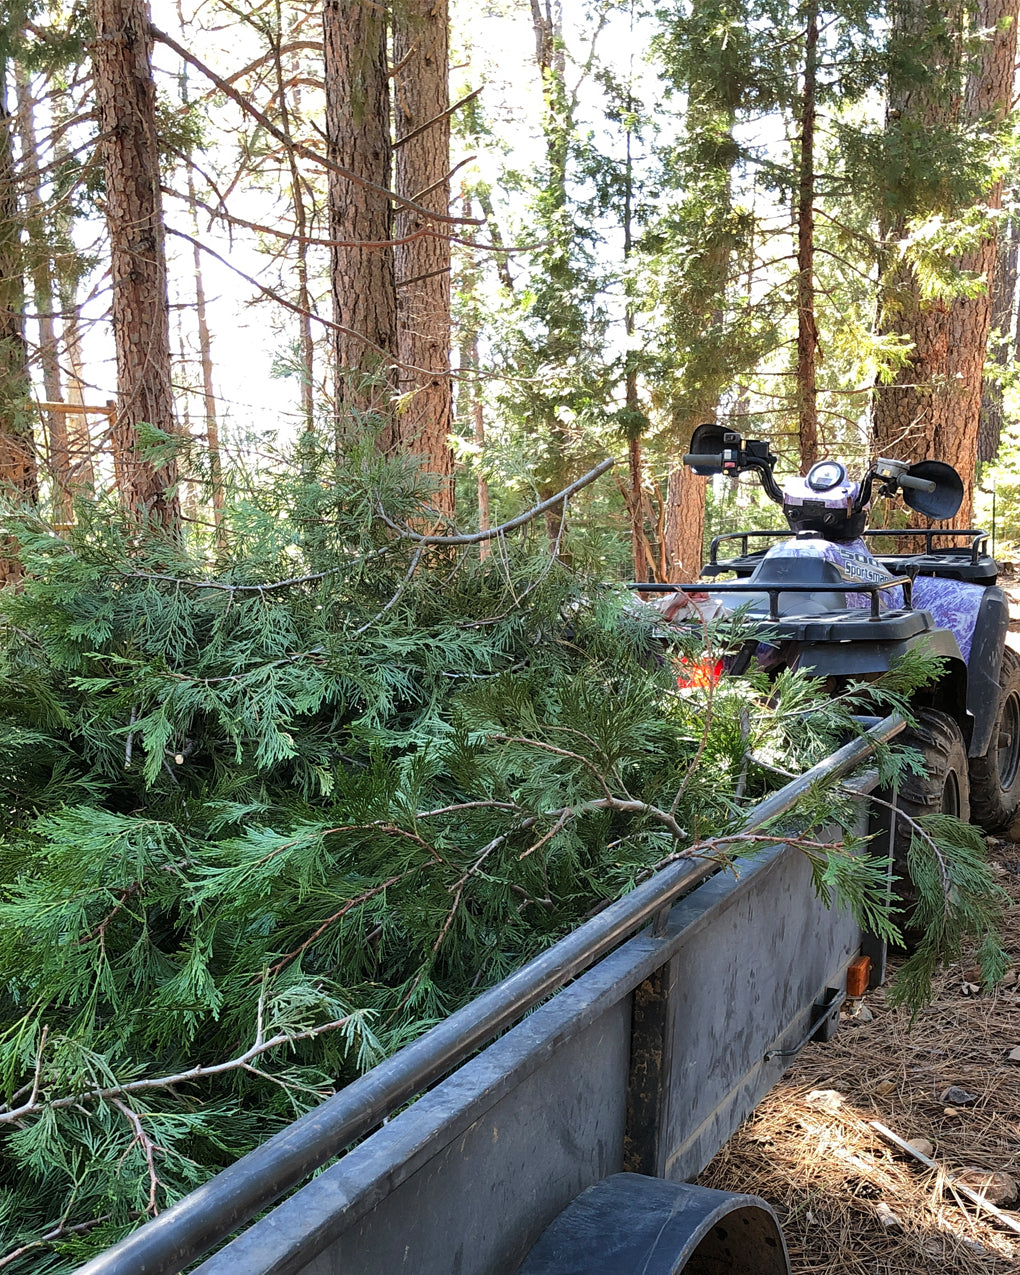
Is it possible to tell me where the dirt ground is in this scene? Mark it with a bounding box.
[698,838,1020,1273]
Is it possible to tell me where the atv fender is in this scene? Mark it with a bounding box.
[794,628,963,681]
[796,631,969,744]
[966,586,1009,758]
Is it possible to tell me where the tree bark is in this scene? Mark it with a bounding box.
[0,65,36,587]
[873,0,1017,526]
[188,170,225,550]
[14,69,67,523]
[392,0,455,512]
[873,1,963,468]
[274,2,315,432]
[940,0,1019,520]
[663,464,707,581]
[796,0,819,472]
[323,0,397,425]
[91,0,179,530]
[978,204,1018,463]
[457,195,489,556]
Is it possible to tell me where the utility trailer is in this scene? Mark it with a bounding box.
[78,717,905,1275]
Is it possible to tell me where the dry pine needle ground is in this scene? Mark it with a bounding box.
[698,841,1020,1274]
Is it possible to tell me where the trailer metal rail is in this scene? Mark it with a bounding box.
[77,714,905,1275]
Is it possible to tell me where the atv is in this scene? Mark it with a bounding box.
[632,424,1020,884]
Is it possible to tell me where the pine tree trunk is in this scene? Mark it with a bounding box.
[796,0,819,472]
[0,69,36,587]
[530,0,576,556]
[52,96,95,499]
[91,0,179,530]
[14,70,67,524]
[275,8,315,432]
[873,0,1016,526]
[323,0,397,425]
[940,0,1019,521]
[187,169,225,550]
[978,205,1018,464]
[393,0,455,513]
[663,463,707,581]
[873,1,962,468]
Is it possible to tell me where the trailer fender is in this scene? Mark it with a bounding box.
[517,1172,790,1275]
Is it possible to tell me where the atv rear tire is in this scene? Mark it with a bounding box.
[969,646,1020,833]
[890,709,970,932]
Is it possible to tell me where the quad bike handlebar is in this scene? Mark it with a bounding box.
[683,425,960,521]
[897,473,937,493]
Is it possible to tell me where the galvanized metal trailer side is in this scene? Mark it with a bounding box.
[77,716,903,1275]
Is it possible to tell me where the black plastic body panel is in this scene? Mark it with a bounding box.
[793,628,964,679]
[747,608,932,645]
[875,552,997,585]
[966,586,1009,757]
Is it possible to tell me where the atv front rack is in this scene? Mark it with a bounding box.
[701,529,992,584]
[628,576,912,621]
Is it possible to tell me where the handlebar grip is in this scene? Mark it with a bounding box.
[898,474,936,493]
[683,452,724,468]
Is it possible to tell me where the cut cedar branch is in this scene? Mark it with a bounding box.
[117,457,615,591]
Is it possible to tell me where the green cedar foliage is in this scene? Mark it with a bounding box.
[0,444,1003,1268]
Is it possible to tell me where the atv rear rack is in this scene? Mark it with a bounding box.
[701,529,991,583]
[628,576,912,621]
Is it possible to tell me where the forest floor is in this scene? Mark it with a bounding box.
[697,569,1020,1273]
[698,841,1020,1273]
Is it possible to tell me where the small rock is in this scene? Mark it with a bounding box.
[906,1137,934,1159]
[875,1201,902,1231]
[846,1002,874,1023]
[873,1079,897,1096]
[1001,969,1019,989]
[805,1088,844,1113]
[944,1107,960,1116]
[964,965,983,983]
[1008,1046,1020,1065]
[954,1167,1018,1206]
[960,982,981,997]
[940,1085,978,1106]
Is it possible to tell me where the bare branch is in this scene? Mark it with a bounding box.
[392,86,484,150]
[352,544,424,635]
[111,1099,162,1216]
[378,457,614,545]
[0,1016,358,1125]
[151,25,481,227]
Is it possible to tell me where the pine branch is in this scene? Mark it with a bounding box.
[0,1212,124,1271]
[0,1015,358,1125]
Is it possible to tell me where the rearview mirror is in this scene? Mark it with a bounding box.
[902,460,964,521]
